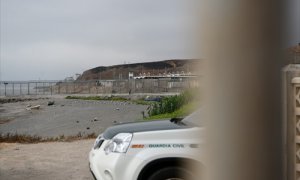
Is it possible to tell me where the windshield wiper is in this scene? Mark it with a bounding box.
[170,117,185,125]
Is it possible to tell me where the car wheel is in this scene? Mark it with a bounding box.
[147,167,194,180]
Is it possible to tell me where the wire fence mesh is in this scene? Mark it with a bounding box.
[0,78,201,96]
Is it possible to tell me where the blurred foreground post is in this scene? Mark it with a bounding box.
[196,0,283,180]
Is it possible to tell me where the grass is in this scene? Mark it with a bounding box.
[65,95,155,105]
[146,88,200,120]
[132,100,154,105]
[0,132,97,144]
[65,91,200,120]
[145,102,199,120]
[65,95,128,101]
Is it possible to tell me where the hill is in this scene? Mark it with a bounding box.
[77,59,201,81]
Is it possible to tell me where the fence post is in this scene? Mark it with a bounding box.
[158,79,160,93]
[50,83,52,95]
[12,83,15,96]
[20,83,22,95]
[43,82,45,95]
[27,83,30,95]
[73,82,75,94]
[142,79,144,94]
[134,79,136,94]
[58,83,61,94]
[4,83,7,96]
[66,82,68,94]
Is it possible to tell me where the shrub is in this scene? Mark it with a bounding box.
[148,89,199,117]
[65,96,127,101]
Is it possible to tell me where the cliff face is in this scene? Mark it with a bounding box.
[77,59,201,81]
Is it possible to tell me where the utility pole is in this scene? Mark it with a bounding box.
[113,69,115,80]
[0,0,2,84]
[0,0,2,96]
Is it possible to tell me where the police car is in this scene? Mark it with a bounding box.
[89,110,204,180]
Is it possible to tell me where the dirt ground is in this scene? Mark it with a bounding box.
[0,97,150,179]
[0,140,95,180]
[0,97,148,137]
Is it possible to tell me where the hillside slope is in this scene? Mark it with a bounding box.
[77,59,201,80]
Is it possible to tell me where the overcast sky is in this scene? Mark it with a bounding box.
[0,0,195,81]
[0,1,299,81]
[285,0,300,47]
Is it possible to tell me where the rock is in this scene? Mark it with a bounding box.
[26,105,41,110]
[86,127,90,130]
[76,121,79,123]
[115,108,120,111]
[48,101,55,106]
[94,117,98,121]
[31,105,41,110]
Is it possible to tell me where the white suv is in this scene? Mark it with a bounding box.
[89,111,204,180]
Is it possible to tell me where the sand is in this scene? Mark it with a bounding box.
[0,140,95,180]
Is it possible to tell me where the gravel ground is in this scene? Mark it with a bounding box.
[0,98,148,137]
[0,97,150,179]
[0,140,95,180]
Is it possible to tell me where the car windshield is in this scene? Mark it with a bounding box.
[181,109,203,127]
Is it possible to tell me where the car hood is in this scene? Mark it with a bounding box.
[102,120,190,139]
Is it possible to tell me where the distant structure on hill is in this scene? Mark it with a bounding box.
[77,59,201,81]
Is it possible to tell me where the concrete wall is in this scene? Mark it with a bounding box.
[283,64,300,180]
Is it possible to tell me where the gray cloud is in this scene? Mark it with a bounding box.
[0,0,194,80]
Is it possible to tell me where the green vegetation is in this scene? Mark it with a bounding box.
[0,132,97,143]
[65,89,200,120]
[131,100,154,105]
[65,95,154,105]
[146,89,200,119]
[65,96,127,101]
[145,102,198,120]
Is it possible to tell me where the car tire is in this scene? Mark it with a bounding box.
[147,166,194,180]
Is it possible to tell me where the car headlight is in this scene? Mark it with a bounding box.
[93,134,104,149]
[104,133,133,155]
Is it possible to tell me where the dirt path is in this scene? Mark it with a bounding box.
[0,140,95,180]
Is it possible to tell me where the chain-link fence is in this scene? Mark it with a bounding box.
[0,78,201,96]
